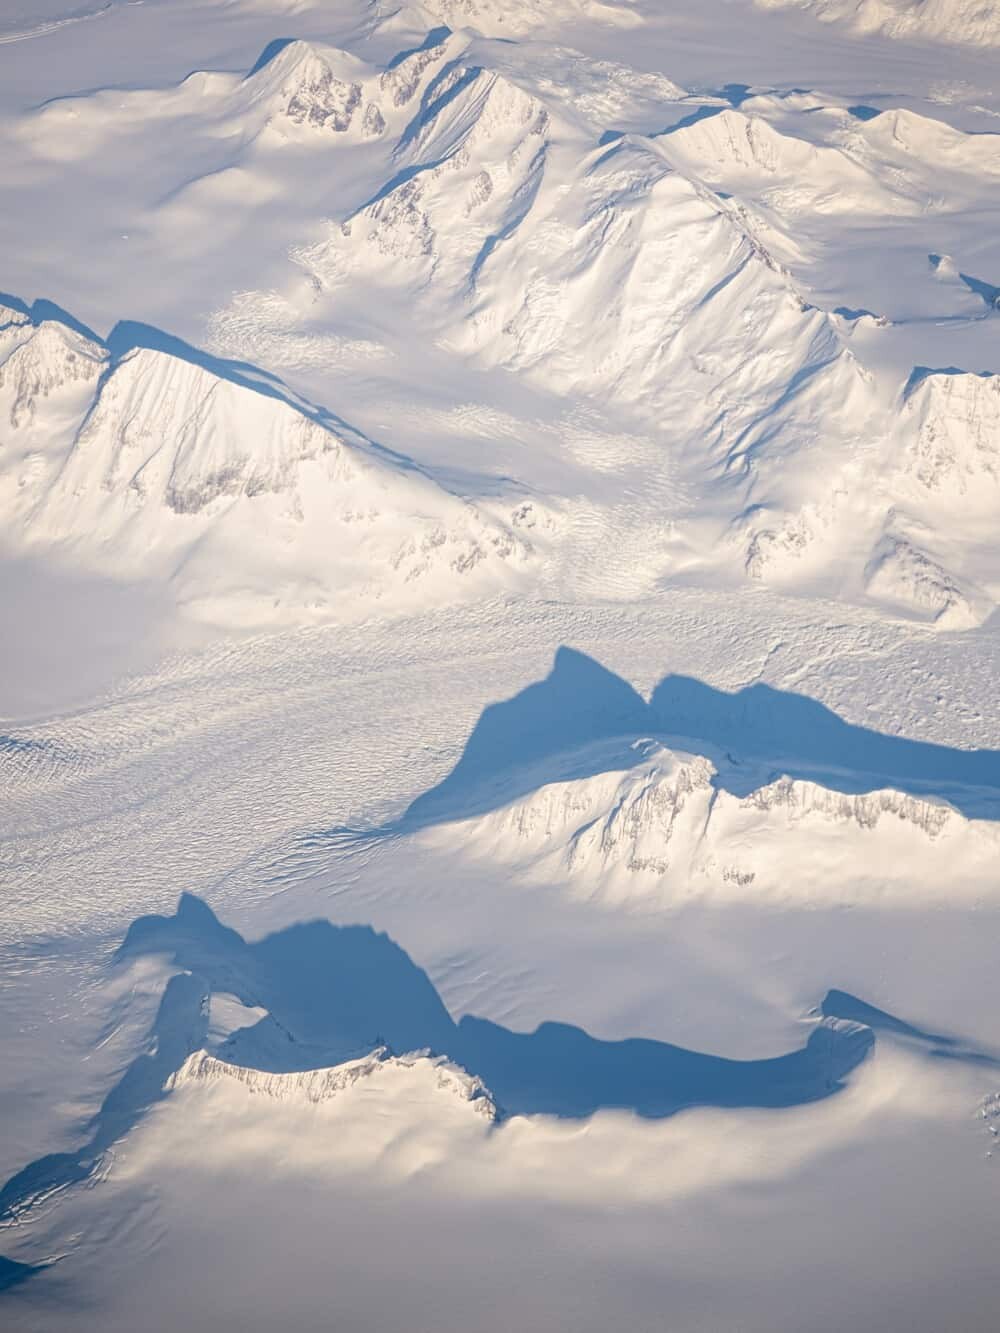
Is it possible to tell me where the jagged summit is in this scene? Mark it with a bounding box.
[0,301,31,330]
[7,21,999,631]
[240,38,375,137]
[171,1046,499,1119]
[301,57,551,289]
[234,31,488,145]
[424,736,996,907]
[0,313,106,433]
[292,98,1000,620]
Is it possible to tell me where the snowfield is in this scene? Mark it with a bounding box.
[756,0,1000,46]
[2,0,1000,1330]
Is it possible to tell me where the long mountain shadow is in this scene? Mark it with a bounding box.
[405,647,652,824]
[113,896,874,1120]
[1,893,876,1238]
[821,990,1000,1070]
[396,647,1000,827]
[0,971,207,1225]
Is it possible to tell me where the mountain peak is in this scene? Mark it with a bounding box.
[246,39,368,134]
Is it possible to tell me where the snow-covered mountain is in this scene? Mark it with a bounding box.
[0,301,536,624]
[755,0,1000,46]
[172,1045,499,1118]
[3,5,1000,1327]
[419,737,998,906]
[293,55,874,589]
[9,28,999,628]
[658,105,1000,219]
[862,369,1000,627]
[288,46,998,620]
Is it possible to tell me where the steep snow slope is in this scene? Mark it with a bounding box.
[423,738,999,907]
[0,302,106,448]
[755,0,1000,46]
[3,4,1000,1332]
[172,1045,499,1118]
[300,81,883,587]
[0,302,536,624]
[862,369,1000,626]
[297,64,1000,617]
[233,38,992,620]
[7,26,999,626]
[658,104,1000,220]
[319,58,553,289]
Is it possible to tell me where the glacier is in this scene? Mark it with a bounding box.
[2,0,1000,1330]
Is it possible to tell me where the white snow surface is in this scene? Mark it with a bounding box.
[3,1,1000,1330]
[0,307,536,625]
[755,0,1000,46]
[424,737,997,907]
[3,20,999,624]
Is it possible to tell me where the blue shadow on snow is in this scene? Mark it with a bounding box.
[0,893,878,1244]
[400,647,1000,826]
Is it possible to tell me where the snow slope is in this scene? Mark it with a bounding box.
[251,38,1000,620]
[755,0,1000,46]
[6,23,1000,625]
[419,0,643,36]
[3,2,1000,1330]
[0,300,536,625]
[172,1045,499,1118]
[299,65,871,509]
[423,737,999,907]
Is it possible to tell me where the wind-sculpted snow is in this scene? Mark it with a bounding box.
[0,300,535,625]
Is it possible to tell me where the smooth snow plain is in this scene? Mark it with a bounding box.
[2,1,1000,1330]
